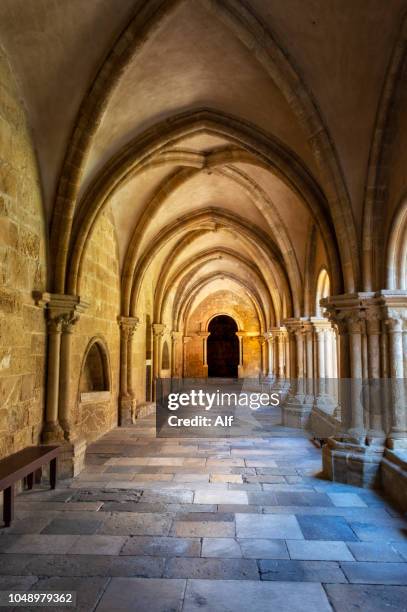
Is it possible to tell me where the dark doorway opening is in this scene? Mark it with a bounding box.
[207,315,239,378]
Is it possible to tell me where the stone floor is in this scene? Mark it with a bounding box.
[1,415,407,611]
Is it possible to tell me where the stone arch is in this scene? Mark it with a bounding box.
[125,208,292,318]
[49,0,357,295]
[386,195,407,289]
[155,243,284,326]
[178,272,266,333]
[159,248,276,328]
[362,14,407,290]
[206,311,243,332]
[67,112,341,303]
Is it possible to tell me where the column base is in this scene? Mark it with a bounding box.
[58,438,87,478]
[119,396,137,426]
[281,402,312,428]
[322,437,384,488]
[41,421,65,444]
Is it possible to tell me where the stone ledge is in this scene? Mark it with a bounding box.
[381,449,407,512]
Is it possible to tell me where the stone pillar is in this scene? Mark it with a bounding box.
[236,332,245,378]
[183,336,191,377]
[282,319,312,426]
[347,314,365,442]
[385,314,407,448]
[263,332,274,378]
[304,322,314,402]
[118,316,139,425]
[277,330,285,378]
[198,331,210,377]
[320,293,385,488]
[171,331,183,378]
[59,313,80,436]
[152,323,165,398]
[366,313,384,444]
[33,292,89,477]
[43,315,65,441]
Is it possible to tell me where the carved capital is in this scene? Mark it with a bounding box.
[152,323,165,337]
[118,316,140,338]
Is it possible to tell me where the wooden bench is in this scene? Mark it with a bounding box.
[0,446,62,527]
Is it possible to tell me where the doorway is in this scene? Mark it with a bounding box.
[207,315,239,378]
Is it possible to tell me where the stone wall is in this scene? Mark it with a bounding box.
[0,49,47,458]
[69,206,120,444]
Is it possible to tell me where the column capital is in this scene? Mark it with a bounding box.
[152,323,165,337]
[35,293,89,332]
[118,315,140,336]
[171,330,183,341]
[197,331,210,338]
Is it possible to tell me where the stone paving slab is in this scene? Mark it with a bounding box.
[95,577,186,612]
[183,579,332,612]
[236,514,304,540]
[163,557,259,580]
[347,541,405,562]
[286,539,354,561]
[121,535,201,557]
[341,561,407,584]
[324,583,407,612]
[258,559,347,582]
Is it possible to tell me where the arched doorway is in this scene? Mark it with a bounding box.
[207,315,239,378]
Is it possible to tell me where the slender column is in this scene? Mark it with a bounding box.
[386,315,407,447]
[263,332,274,378]
[118,316,139,425]
[171,331,183,377]
[152,323,165,379]
[347,315,365,441]
[304,325,314,399]
[33,293,89,444]
[183,336,191,377]
[366,314,384,442]
[277,331,285,378]
[59,314,79,436]
[43,315,64,440]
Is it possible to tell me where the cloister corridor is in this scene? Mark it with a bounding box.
[1,0,407,610]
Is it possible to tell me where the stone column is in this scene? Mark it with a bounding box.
[171,331,183,377]
[320,293,384,488]
[43,314,65,441]
[152,323,165,378]
[277,330,285,378]
[59,313,80,436]
[33,292,89,477]
[183,336,191,377]
[263,332,274,378]
[304,323,314,402]
[366,312,384,444]
[385,314,407,448]
[236,332,245,378]
[198,331,210,377]
[347,314,365,441]
[118,316,139,425]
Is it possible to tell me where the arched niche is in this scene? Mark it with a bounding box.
[78,338,112,442]
[79,341,110,394]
